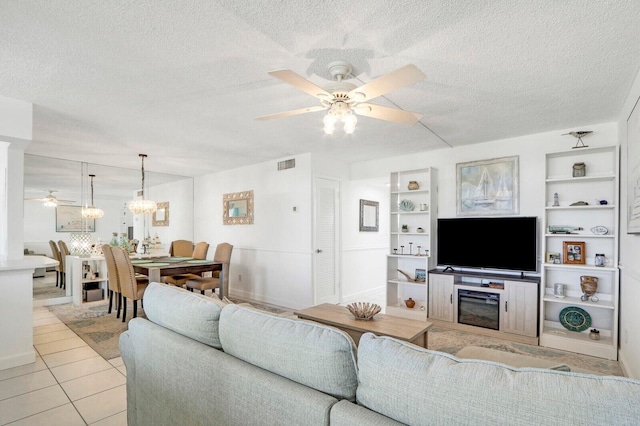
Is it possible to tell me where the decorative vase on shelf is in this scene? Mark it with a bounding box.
[401,225,409,233]
[580,276,598,301]
[120,233,131,252]
[405,298,416,308]
[408,181,419,190]
[109,232,119,247]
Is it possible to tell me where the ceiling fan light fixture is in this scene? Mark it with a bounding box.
[129,154,157,215]
[43,199,57,208]
[343,113,357,134]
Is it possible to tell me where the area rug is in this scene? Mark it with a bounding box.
[48,297,290,360]
[48,300,141,360]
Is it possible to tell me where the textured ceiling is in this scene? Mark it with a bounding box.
[3,1,640,178]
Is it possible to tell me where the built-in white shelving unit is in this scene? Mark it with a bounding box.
[539,146,619,360]
[386,168,437,321]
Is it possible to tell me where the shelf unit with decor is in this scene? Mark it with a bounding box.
[539,145,619,360]
[386,168,438,321]
[68,256,109,306]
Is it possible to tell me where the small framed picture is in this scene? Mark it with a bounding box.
[563,241,585,264]
[546,252,561,264]
[415,268,426,282]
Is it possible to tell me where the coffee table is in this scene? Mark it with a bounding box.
[294,303,432,348]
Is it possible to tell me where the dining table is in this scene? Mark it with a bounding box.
[131,257,224,297]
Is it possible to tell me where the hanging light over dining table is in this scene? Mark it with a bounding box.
[128,153,157,214]
[82,174,104,219]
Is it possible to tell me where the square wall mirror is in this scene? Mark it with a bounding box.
[359,199,379,232]
[153,202,169,226]
[223,190,254,225]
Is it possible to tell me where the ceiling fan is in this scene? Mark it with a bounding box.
[256,61,426,134]
[24,190,76,207]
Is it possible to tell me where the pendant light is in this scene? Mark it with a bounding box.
[128,154,157,214]
[82,174,104,219]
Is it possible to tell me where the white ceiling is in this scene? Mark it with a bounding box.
[3,1,640,178]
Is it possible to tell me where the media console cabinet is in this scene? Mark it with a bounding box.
[428,269,539,345]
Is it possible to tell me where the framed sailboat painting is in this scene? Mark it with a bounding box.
[456,156,519,216]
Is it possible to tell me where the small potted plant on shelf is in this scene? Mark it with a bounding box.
[401,224,409,233]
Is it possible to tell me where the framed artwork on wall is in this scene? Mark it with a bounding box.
[627,96,640,233]
[56,205,95,232]
[456,156,519,216]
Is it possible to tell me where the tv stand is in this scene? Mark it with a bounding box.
[428,269,539,345]
[442,266,454,272]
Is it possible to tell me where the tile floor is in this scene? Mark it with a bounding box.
[0,306,127,426]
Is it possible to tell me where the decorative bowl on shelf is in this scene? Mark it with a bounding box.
[398,199,414,211]
[346,302,381,321]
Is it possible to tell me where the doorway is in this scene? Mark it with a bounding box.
[313,177,340,305]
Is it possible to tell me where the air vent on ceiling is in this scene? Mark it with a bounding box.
[277,158,295,171]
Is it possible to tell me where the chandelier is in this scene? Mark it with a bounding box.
[322,101,357,135]
[82,174,104,219]
[128,154,157,214]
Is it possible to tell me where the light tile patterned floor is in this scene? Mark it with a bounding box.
[0,306,127,426]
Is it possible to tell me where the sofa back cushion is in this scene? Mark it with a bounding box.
[142,282,226,349]
[357,333,640,424]
[219,304,358,401]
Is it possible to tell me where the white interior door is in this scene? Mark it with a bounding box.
[313,177,340,305]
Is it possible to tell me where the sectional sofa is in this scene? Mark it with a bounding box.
[120,283,640,425]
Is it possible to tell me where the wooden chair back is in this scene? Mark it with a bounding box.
[170,240,193,257]
[192,242,210,260]
[213,243,233,290]
[112,246,143,301]
[102,244,120,294]
[49,240,62,272]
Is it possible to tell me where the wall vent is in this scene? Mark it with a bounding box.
[277,158,295,171]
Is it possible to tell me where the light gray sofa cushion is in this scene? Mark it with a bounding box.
[219,304,358,401]
[357,333,640,425]
[121,318,337,426]
[142,282,226,349]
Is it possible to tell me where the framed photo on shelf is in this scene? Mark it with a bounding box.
[415,268,426,282]
[546,252,561,264]
[563,241,585,264]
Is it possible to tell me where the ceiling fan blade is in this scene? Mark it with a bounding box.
[354,103,423,125]
[349,65,425,102]
[256,105,327,121]
[268,69,332,100]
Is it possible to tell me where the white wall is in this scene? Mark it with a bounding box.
[194,153,315,309]
[617,65,640,379]
[340,178,389,303]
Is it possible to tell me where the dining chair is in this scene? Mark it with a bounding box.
[58,240,70,289]
[102,245,123,318]
[162,241,210,287]
[112,245,149,322]
[169,240,194,257]
[49,240,63,288]
[185,243,233,298]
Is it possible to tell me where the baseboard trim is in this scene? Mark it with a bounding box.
[0,350,36,371]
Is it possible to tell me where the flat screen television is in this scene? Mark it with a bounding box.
[437,216,538,272]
